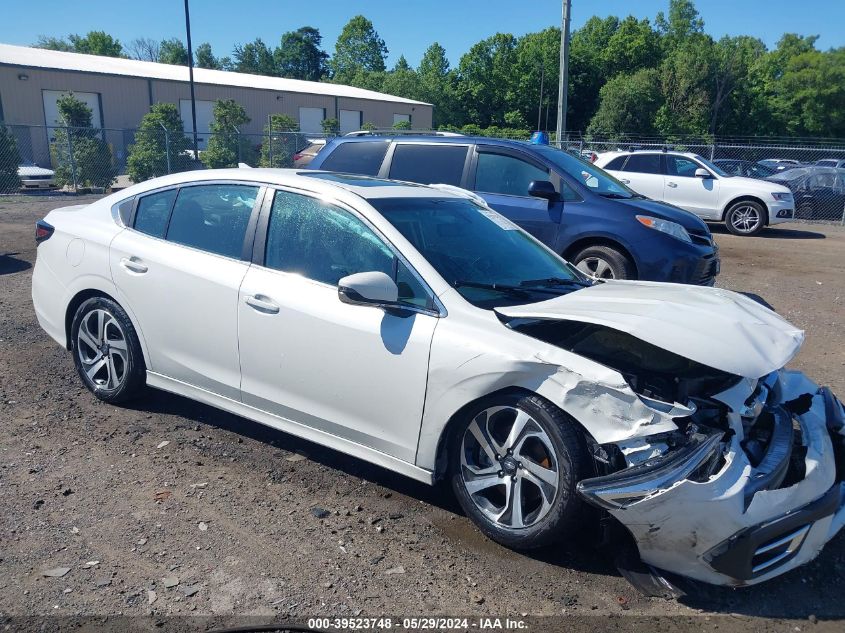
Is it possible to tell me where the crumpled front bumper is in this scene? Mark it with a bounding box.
[579,370,845,586]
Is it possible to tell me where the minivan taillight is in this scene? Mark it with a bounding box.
[35,220,54,243]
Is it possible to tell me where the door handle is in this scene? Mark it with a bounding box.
[620,178,630,184]
[667,182,678,188]
[245,294,280,314]
[120,257,148,274]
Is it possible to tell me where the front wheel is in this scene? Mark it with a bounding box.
[70,296,146,403]
[571,245,635,280]
[449,393,591,550]
[725,201,766,236]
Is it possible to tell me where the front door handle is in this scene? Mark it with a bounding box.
[245,294,280,314]
[620,178,630,184]
[120,257,148,274]
[667,182,678,188]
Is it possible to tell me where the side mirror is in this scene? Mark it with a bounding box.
[528,180,560,201]
[338,271,399,308]
[695,168,713,179]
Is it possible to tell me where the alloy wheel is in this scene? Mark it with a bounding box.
[729,205,762,233]
[76,308,129,390]
[460,406,560,529]
[576,256,615,279]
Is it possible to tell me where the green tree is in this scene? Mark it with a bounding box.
[654,34,714,135]
[605,16,662,75]
[275,27,328,80]
[587,69,663,136]
[418,43,459,127]
[159,38,189,65]
[456,33,517,127]
[511,28,560,130]
[37,31,123,57]
[322,118,340,134]
[361,121,377,131]
[0,126,22,192]
[126,103,192,182]
[195,43,221,69]
[381,56,419,100]
[656,0,705,49]
[708,36,768,134]
[233,38,277,75]
[260,114,300,168]
[127,37,161,61]
[567,16,619,130]
[202,99,252,169]
[331,16,388,82]
[50,93,115,189]
[393,119,412,130]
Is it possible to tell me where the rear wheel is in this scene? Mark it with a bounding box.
[572,245,635,280]
[725,200,766,236]
[449,393,591,550]
[71,297,146,403]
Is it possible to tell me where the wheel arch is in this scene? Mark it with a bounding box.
[562,237,639,279]
[721,195,770,225]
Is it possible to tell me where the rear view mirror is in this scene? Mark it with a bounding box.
[338,271,399,308]
[695,168,713,179]
[528,180,560,201]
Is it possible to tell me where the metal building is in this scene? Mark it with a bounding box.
[0,43,432,167]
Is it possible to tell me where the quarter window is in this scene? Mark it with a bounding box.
[622,154,662,174]
[388,144,467,186]
[265,191,431,308]
[133,189,176,238]
[320,141,389,176]
[166,184,259,258]
[475,153,549,197]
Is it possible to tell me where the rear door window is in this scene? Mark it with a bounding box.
[388,144,468,186]
[320,141,389,176]
[475,152,549,197]
[622,154,662,174]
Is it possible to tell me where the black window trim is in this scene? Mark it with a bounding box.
[469,145,554,199]
[321,139,392,177]
[126,180,267,263]
[251,184,446,318]
[380,141,473,189]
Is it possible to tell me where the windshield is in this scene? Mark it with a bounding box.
[692,155,729,177]
[371,197,589,308]
[529,144,638,199]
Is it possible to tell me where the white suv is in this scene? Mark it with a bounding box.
[595,150,795,236]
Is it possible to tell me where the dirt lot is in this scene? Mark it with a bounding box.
[1,194,844,632]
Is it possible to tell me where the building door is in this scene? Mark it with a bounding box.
[393,113,410,126]
[339,109,362,134]
[179,99,214,149]
[299,107,325,134]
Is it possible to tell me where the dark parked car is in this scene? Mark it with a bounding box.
[713,159,776,179]
[767,166,845,220]
[308,136,720,284]
[815,158,845,169]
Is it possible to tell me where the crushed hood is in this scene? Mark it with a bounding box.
[496,281,804,378]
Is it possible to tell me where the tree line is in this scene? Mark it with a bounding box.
[33,0,845,138]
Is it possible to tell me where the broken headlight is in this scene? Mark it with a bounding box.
[577,431,724,511]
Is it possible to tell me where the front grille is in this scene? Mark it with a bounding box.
[751,524,810,575]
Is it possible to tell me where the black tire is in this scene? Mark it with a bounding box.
[571,244,635,280]
[724,200,767,236]
[70,296,146,404]
[448,392,591,550]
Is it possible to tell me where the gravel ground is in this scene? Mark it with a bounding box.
[1,194,844,632]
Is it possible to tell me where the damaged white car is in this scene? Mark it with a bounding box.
[32,170,845,588]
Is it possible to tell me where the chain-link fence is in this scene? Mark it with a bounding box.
[2,123,844,222]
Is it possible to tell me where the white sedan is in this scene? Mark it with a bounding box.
[18,162,56,189]
[32,169,845,587]
[595,151,795,236]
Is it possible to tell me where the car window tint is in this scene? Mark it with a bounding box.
[388,144,467,186]
[475,153,549,197]
[320,141,389,176]
[559,179,581,201]
[666,156,700,177]
[265,191,431,308]
[622,154,662,174]
[134,189,176,238]
[166,184,258,258]
[604,156,626,170]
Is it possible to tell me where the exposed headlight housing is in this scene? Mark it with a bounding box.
[576,431,724,510]
[771,192,793,201]
[635,215,692,243]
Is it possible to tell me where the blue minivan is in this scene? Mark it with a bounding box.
[308,136,720,284]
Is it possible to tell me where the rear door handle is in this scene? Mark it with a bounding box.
[120,257,148,274]
[245,294,280,314]
[667,182,678,188]
[620,178,630,184]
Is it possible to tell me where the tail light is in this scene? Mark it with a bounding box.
[35,220,54,243]
[293,153,302,161]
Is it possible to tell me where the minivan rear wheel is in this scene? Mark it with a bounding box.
[449,393,591,550]
[572,245,635,280]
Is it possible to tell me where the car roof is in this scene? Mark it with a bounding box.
[331,134,536,151]
[111,168,468,202]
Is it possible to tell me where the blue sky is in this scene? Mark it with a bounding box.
[2,0,842,67]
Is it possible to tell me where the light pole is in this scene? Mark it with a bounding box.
[184,0,199,157]
[555,0,572,146]
[536,62,545,131]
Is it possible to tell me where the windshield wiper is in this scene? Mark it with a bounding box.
[453,279,568,297]
[519,277,592,289]
[598,192,634,199]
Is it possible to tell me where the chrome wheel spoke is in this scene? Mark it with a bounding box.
[77,308,128,390]
[78,325,99,352]
[504,410,533,450]
[498,476,524,528]
[521,458,558,487]
[85,357,107,381]
[467,416,501,464]
[464,473,503,496]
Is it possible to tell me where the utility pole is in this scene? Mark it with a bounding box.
[555,0,572,146]
[184,0,199,157]
[537,63,545,131]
